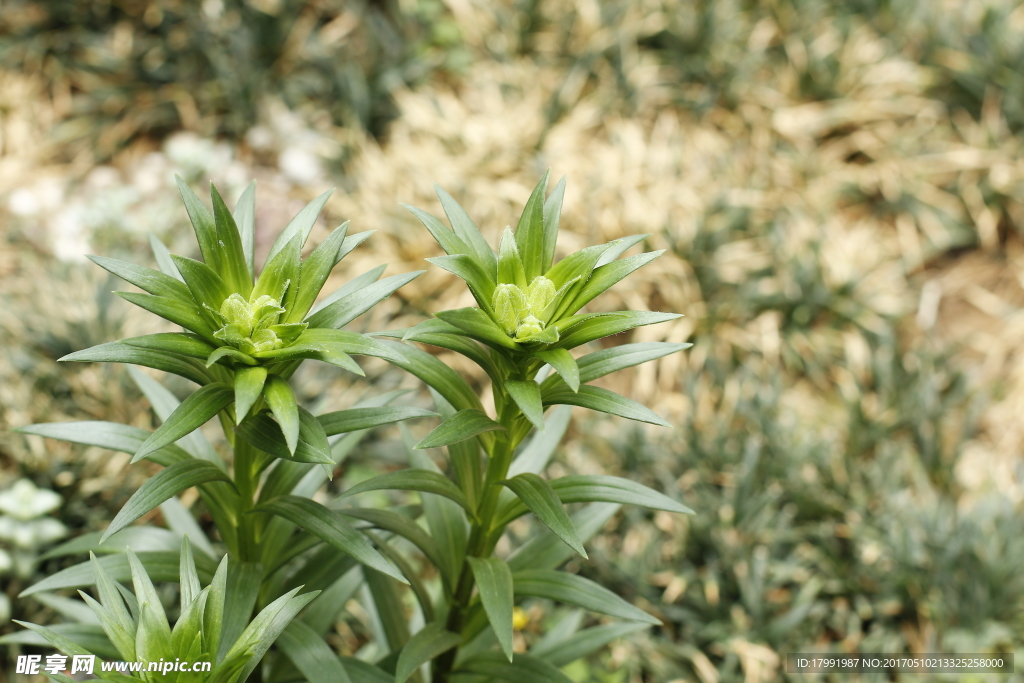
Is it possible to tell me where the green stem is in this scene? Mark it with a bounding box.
[434,382,525,681]
[230,426,261,564]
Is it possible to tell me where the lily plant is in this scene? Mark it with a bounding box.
[8,173,692,683]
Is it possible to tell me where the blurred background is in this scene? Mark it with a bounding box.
[2,0,1024,681]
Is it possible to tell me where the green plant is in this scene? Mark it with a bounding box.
[362,171,692,681]
[15,538,318,683]
[8,173,690,681]
[8,178,434,679]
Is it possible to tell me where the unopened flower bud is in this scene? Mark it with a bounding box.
[525,276,556,319]
[515,315,545,340]
[493,284,527,335]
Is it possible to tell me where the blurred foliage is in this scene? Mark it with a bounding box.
[0,0,466,159]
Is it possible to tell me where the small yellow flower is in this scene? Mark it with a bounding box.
[511,606,530,631]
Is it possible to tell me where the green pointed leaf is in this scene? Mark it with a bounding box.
[306,270,423,329]
[233,365,267,423]
[500,473,586,558]
[15,421,191,467]
[126,549,171,643]
[544,243,610,290]
[206,346,257,367]
[497,474,693,526]
[115,292,215,339]
[318,406,437,436]
[554,311,682,349]
[90,552,136,659]
[253,233,300,303]
[508,406,572,478]
[210,183,253,298]
[416,409,504,449]
[121,333,216,359]
[219,560,262,662]
[395,622,461,683]
[399,321,503,383]
[278,619,353,683]
[365,566,410,651]
[425,254,496,314]
[59,341,214,386]
[225,586,320,683]
[338,469,473,514]
[456,653,574,683]
[102,461,233,541]
[258,328,399,363]
[467,557,514,661]
[133,383,233,463]
[435,185,497,276]
[379,340,483,413]
[236,407,333,465]
[404,203,476,262]
[497,227,528,288]
[12,620,96,658]
[513,569,660,624]
[265,189,334,264]
[508,503,619,573]
[285,222,349,323]
[505,380,545,430]
[566,250,663,314]
[573,341,691,384]
[88,255,191,299]
[312,262,385,314]
[542,384,669,427]
[127,367,222,464]
[263,375,299,454]
[533,348,579,392]
[595,234,649,267]
[435,308,518,351]
[179,537,202,609]
[22,551,217,597]
[541,175,566,273]
[253,496,406,583]
[532,622,648,667]
[175,175,221,271]
[339,658,392,683]
[337,508,445,575]
[515,170,550,281]
[149,233,184,282]
[233,181,257,277]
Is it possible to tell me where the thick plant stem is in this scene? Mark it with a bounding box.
[232,434,261,564]
[434,408,521,681]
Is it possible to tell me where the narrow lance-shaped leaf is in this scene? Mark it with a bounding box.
[88,255,191,299]
[233,180,257,277]
[102,461,234,541]
[403,204,475,262]
[149,233,184,282]
[210,183,253,298]
[574,341,691,384]
[435,184,497,276]
[263,375,300,455]
[338,469,473,514]
[541,175,566,272]
[415,409,505,449]
[513,569,660,624]
[532,622,649,668]
[306,270,423,330]
[15,422,192,468]
[425,254,497,315]
[252,496,407,584]
[284,222,349,323]
[236,408,334,466]
[515,170,550,281]
[455,652,573,683]
[265,189,334,263]
[394,622,461,683]
[59,341,215,387]
[533,348,579,392]
[133,383,234,463]
[121,333,216,360]
[278,619,353,683]
[318,406,438,436]
[467,557,515,661]
[566,250,663,314]
[175,175,221,272]
[497,227,527,288]
[435,307,519,351]
[234,365,267,424]
[542,384,670,427]
[505,380,545,430]
[500,473,587,558]
[554,311,682,349]
[115,292,216,339]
